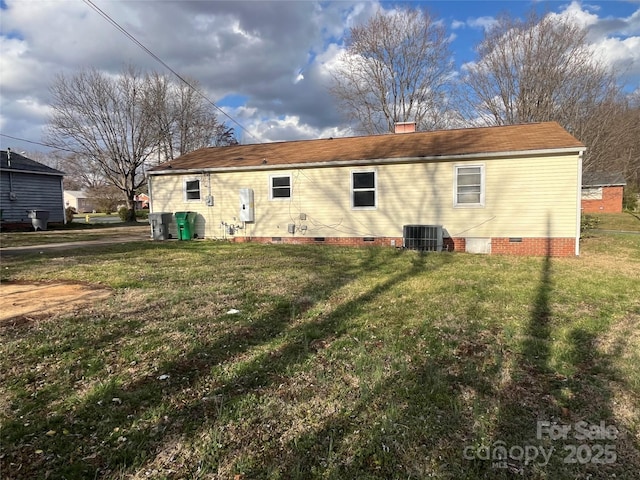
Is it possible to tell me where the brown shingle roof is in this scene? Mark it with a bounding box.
[1,150,64,175]
[149,122,584,173]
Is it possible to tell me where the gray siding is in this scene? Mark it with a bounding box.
[1,171,65,223]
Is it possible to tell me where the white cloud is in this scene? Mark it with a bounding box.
[459,60,477,73]
[248,114,348,143]
[226,107,349,144]
[555,1,640,86]
[594,36,640,79]
[466,16,498,31]
[553,0,600,28]
[0,37,38,93]
[314,42,345,77]
[1,0,637,154]
[0,0,359,150]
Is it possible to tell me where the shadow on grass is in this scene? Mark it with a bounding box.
[472,233,626,478]
[5,237,636,479]
[1,246,459,478]
[252,338,489,479]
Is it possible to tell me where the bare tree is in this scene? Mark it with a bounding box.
[145,73,237,164]
[46,66,155,221]
[86,184,123,214]
[329,7,454,134]
[212,124,237,147]
[21,150,64,171]
[173,80,220,155]
[46,67,237,220]
[585,93,640,188]
[59,153,106,191]
[23,150,104,191]
[145,72,175,163]
[623,91,640,188]
[459,10,623,170]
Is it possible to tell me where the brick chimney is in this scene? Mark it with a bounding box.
[394,121,416,134]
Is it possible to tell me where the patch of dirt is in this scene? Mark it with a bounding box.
[0,281,113,324]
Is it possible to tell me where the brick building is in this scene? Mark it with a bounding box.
[581,172,626,213]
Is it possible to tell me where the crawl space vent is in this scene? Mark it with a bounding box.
[403,225,443,252]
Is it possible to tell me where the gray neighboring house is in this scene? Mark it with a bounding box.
[1,149,65,227]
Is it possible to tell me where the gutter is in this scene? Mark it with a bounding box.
[147,147,587,176]
[582,182,627,187]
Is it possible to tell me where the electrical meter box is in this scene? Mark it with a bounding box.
[239,188,255,222]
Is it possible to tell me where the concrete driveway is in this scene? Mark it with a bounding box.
[0,225,152,256]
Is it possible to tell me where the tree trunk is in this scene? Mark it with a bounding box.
[125,190,137,222]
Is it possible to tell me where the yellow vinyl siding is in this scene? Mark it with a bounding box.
[149,152,580,240]
[482,155,579,237]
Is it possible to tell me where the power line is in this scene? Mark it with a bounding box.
[79,2,381,239]
[82,0,261,144]
[0,133,76,153]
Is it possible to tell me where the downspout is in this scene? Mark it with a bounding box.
[7,148,14,192]
[60,176,66,224]
[147,175,154,213]
[575,150,584,256]
[207,173,212,239]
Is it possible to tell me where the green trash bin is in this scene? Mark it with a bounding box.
[174,211,197,240]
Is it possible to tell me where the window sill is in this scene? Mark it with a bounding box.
[453,203,485,208]
[352,206,377,211]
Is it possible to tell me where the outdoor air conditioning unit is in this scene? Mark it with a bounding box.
[403,225,443,252]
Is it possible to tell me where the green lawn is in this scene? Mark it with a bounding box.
[583,211,640,232]
[1,234,638,479]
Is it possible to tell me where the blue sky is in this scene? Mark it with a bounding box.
[442,1,639,70]
[1,1,638,151]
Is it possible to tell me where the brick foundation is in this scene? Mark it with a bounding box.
[491,237,576,257]
[231,235,576,256]
[234,236,469,251]
[233,236,404,248]
[444,237,465,252]
[581,186,624,213]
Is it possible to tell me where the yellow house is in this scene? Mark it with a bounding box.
[147,122,585,256]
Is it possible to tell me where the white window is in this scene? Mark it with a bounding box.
[184,179,201,201]
[352,170,376,208]
[270,175,291,199]
[454,165,484,207]
[582,187,603,200]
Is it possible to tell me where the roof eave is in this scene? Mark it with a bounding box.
[583,182,627,187]
[0,167,64,176]
[148,146,586,176]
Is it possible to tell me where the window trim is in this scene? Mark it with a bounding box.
[351,169,377,210]
[184,178,201,202]
[454,164,485,208]
[581,187,603,200]
[269,174,292,200]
